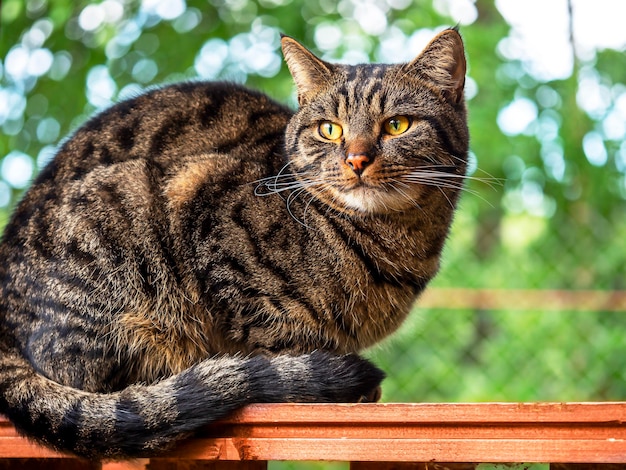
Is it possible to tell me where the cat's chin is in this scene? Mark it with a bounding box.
[338,186,417,215]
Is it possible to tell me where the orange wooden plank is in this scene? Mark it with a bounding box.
[156,403,626,463]
[203,423,623,441]
[418,288,626,311]
[213,402,626,424]
[2,403,626,463]
[165,436,626,463]
[139,459,267,470]
[0,437,70,459]
[138,461,266,470]
[102,460,150,470]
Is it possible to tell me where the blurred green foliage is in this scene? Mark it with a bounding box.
[1,0,625,420]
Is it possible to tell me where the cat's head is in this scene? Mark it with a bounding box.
[280,29,469,216]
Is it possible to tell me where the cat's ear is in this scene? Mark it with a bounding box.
[281,35,333,106]
[405,28,466,105]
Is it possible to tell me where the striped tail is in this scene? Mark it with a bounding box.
[0,348,383,460]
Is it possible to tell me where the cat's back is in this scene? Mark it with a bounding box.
[1,81,292,246]
[0,82,293,312]
[47,81,292,180]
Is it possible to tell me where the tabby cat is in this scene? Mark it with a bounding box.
[0,29,468,459]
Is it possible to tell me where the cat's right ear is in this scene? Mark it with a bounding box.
[405,28,466,105]
[281,35,333,106]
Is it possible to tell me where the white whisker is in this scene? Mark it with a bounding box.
[404,167,503,189]
[286,187,311,228]
[388,179,423,212]
[397,164,502,208]
[253,170,316,197]
[251,166,329,225]
[438,186,455,209]
[403,177,485,199]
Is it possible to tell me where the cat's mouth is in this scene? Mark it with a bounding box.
[345,179,372,190]
[255,172,420,215]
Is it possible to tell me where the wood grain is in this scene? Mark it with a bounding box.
[2,402,625,467]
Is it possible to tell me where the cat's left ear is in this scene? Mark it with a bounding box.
[405,28,466,105]
[281,35,334,106]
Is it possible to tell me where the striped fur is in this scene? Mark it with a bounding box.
[0,29,468,459]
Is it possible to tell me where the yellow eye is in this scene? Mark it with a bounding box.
[318,121,343,141]
[383,116,411,136]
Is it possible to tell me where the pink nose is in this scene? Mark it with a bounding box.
[345,153,371,175]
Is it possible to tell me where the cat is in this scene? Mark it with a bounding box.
[0,28,468,460]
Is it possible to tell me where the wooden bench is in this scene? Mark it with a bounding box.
[2,402,626,469]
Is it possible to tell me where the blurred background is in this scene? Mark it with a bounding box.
[1,0,625,425]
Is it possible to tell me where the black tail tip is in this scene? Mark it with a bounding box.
[309,351,386,403]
